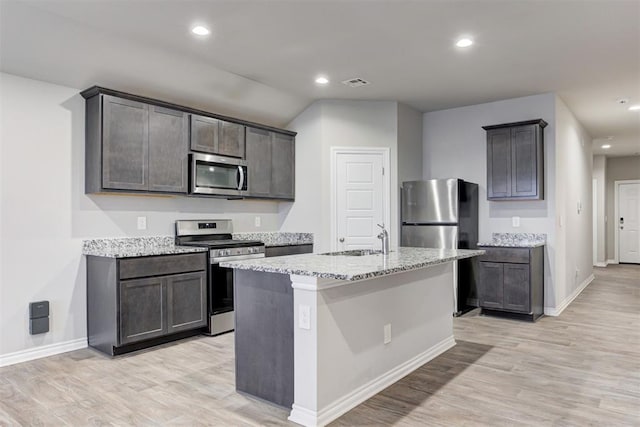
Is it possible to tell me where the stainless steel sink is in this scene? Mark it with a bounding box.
[320,249,384,256]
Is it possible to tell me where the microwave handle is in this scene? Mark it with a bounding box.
[237,165,245,190]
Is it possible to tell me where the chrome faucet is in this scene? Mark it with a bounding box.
[377,223,390,255]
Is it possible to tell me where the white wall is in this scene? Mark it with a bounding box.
[592,155,606,264]
[422,93,558,308]
[0,73,284,360]
[605,155,640,260]
[397,103,424,239]
[554,96,593,307]
[280,100,399,252]
[397,103,423,184]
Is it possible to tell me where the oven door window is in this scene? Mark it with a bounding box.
[195,162,238,190]
[210,264,234,315]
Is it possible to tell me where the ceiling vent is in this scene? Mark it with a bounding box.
[341,78,370,88]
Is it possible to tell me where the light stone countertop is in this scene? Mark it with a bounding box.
[220,247,485,281]
[478,232,546,248]
[82,236,207,258]
[233,231,313,247]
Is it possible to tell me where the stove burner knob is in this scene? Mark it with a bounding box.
[222,250,229,256]
[248,248,254,254]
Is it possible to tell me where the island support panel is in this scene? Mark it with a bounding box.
[234,269,294,407]
[288,263,456,427]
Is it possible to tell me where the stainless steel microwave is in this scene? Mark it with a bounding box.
[190,153,248,197]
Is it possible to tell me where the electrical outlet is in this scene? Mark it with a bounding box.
[299,305,311,330]
[254,216,261,227]
[383,324,392,344]
[512,216,520,227]
[137,216,147,230]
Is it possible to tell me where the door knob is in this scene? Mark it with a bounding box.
[339,237,345,242]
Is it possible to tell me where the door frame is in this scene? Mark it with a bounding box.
[592,178,597,266]
[614,179,640,263]
[330,147,391,252]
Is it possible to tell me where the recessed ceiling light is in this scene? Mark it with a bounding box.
[601,144,611,149]
[191,25,210,36]
[628,105,640,111]
[455,38,473,48]
[315,76,329,85]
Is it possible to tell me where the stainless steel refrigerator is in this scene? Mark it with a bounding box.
[401,179,479,316]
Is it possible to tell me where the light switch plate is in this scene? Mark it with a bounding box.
[512,216,520,227]
[384,323,392,344]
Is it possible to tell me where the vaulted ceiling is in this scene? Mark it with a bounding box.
[1,0,638,156]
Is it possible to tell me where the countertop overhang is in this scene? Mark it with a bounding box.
[220,247,485,281]
[477,232,546,248]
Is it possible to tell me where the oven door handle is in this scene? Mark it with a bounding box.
[211,253,265,264]
[237,165,245,191]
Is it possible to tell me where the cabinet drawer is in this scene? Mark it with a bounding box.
[479,247,530,264]
[119,253,207,280]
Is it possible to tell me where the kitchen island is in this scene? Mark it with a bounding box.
[221,247,484,427]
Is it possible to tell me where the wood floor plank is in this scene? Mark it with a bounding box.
[0,264,637,426]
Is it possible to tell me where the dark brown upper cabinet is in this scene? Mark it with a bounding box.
[190,114,219,154]
[483,119,547,201]
[85,93,188,194]
[149,106,188,193]
[190,114,246,159]
[245,127,295,200]
[82,86,295,200]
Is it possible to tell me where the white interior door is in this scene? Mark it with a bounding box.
[619,183,640,263]
[335,151,385,251]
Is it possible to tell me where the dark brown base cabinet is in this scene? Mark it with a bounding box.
[478,246,544,321]
[87,253,208,356]
[235,244,313,408]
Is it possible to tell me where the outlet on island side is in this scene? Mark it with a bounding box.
[299,305,311,330]
[137,216,147,230]
[384,323,392,344]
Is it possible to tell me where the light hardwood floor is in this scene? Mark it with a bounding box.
[1,264,638,426]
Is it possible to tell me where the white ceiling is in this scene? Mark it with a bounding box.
[1,0,639,156]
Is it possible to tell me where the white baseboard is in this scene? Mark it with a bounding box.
[606,259,618,265]
[544,274,595,317]
[0,337,87,367]
[594,261,607,268]
[288,335,456,427]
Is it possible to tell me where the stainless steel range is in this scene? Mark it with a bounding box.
[175,219,265,335]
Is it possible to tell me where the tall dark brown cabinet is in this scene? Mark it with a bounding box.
[483,119,547,201]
